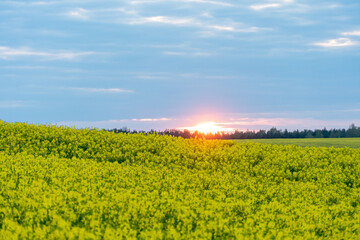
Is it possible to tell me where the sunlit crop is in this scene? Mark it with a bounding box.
[0,120,359,239]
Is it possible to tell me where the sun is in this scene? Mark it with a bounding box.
[183,122,234,134]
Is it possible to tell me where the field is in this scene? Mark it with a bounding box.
[236,138,360,149]
[1,121,360,239]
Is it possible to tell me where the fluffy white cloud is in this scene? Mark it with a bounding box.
[250,3,281,10]
[209,25,235,31]
[0,46,94,60]
[128,16,197,25]
[341,31,360,36]
[313,38,357,48]
[249,0,295,11]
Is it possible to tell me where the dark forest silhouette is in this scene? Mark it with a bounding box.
[107,124,360,140]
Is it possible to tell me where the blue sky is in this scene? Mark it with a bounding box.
[0,0,359,131]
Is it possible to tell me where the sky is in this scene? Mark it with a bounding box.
[0,0,359,131]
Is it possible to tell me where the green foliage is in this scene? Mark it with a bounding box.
[236,138,360,148]
[0,121,360,239]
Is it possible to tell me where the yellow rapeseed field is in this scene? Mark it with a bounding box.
[0,121,359,239]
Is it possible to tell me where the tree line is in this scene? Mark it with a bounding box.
[107,124,360,139]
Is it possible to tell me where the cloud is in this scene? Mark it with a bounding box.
[341,31,360,36]
[250,3,281,10]
[65,7,137,21]
[1,1,56,6]
[249,0,313,13]
[201,117,360,131]
[163,51,187,56]
[227,117,305,126]
[131,118,172,122]
[210,25,235,31]
[0,46,94,60]
[312,38,357,48]
[62,6,266,37]
[134,72,170,80]
[184,0,232,7]
[143,43,187,49]
[0,100,29,108]
[163,51,212,57]
[66,8,89,20]
[56,117,174,130]
[129,0,232,7]
[128,16,197,25]
[127,15,264,36]
[342,109,360,113]
[0,65,49,70]
[209,25,265,33]
[132,71,237,81]
[68,88,134,93]
[36,29,69,37]
[327,4,341,9]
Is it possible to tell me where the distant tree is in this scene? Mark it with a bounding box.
[314,130,324,138]
[107,124,360,140]
[329,130,341,138]
[321,128,330,138]
[267,127,281,138]
[293,130,300,138]
[283,129,289,138]
[257,130,267,139]
[183,129,191,138]
[305,132,313,138]
[347,124,360,137]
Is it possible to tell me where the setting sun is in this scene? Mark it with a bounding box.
[182,122,235,134]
